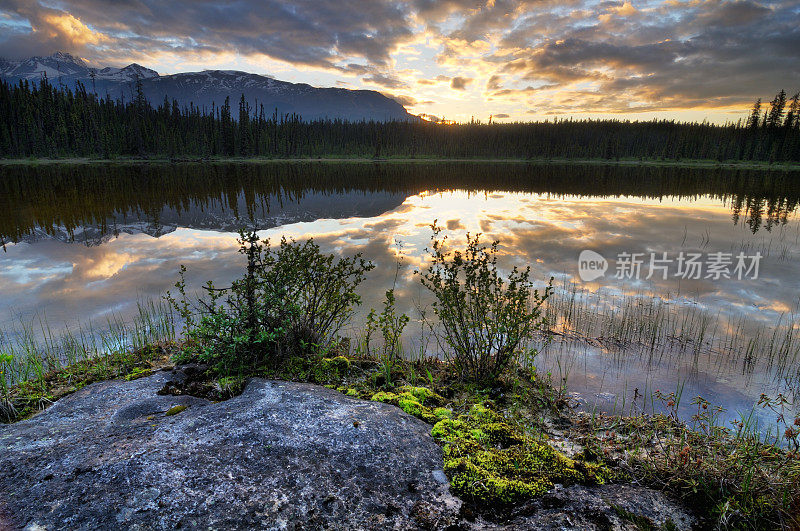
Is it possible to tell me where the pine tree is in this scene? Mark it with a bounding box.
[785,93,800,130]
[747,98,762,129]
[766,90,787,128]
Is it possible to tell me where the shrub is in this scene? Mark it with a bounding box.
[167,231,373,374]
[419,225,552,383]
[359,288,409,385]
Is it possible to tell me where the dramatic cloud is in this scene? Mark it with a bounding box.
[1,0,798,120]
[0,0,414,69]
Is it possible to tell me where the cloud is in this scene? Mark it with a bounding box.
[0,0,415,70]
[450,76,473,90]
[363,73,409,89]
[486,74,502,91]
[417,74,451,85]
[493,113,509,118]
[1,0,798,116]
[388,94,419,106]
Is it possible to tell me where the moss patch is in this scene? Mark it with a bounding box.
[369,386,448,424]
[431,403,614,506]
[267,355,352,385]
[165,404,188,416]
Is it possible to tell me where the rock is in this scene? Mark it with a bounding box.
[0,371,460,530]
[0,367,696,530]
[466,483,697,530]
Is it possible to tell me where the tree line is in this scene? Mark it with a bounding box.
[0,78,798,162]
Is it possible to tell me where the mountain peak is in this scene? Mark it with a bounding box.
[121,63,159,78]
[94,63,159,82]
[49,52,86,66]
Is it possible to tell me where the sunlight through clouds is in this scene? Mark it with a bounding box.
[0,0,798,122]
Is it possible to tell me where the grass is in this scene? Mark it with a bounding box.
[574,396,800,529]
[0,299,176,422]
[541,280,800,391]
[2,300,798,528]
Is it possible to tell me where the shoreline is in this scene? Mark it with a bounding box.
[2,156,800,171]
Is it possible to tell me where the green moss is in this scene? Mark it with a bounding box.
[398,385,443,403]
[433,407,453,419]
[165,404,188,416]
[431,403,614,505]
[272,355,352,384]
[123,367,152,381]
[369,387,442,423]
[370,391,398,403]
[317,356,350,380]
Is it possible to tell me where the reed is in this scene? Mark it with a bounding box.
[0,299,175,404]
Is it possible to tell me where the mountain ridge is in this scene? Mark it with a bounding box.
[0,52,413,122]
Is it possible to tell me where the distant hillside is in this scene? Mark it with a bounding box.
[0,52,414,122]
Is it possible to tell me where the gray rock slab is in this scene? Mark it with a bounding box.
[0,372,460,530]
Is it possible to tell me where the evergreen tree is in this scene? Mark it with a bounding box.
[747,99,762,129]
[767,90,787,128]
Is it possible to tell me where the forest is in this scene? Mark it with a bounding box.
[0,78,798,162]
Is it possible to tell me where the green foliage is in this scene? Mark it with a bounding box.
[420,224,552,383]
[370,385,446,423]
[123,367,152,381]
[0,352,12,395]
[0,352,15,422]
[431,403,613,505]
[166,231,373,374]
[265,356,352,385]
[1,342,174,423]
[360,287,410,386]
[589,390,800,529]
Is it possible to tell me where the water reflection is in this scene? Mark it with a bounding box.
[2,162,799,245]
[1,162,798,428]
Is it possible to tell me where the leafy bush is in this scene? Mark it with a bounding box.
[167,231,373,374]
[359,288,410,385]
[420,225,552,383]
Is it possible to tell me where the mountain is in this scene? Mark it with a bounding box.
[0,52,413,122]
[94,63,159,83]
[0,51,90,80]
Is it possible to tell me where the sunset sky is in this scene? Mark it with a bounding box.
[1,0,798,123]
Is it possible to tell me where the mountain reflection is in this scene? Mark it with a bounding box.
[2,162,799,246]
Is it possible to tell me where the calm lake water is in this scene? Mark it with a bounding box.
[1,162,799,431]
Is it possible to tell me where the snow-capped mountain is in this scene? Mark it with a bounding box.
[0,51,90,80]
[94,63,158,83]
[0,52,413,122]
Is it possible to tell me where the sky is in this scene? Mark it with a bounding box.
[0,0,798,123]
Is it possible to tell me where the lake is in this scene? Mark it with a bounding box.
[1,161,798,431]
